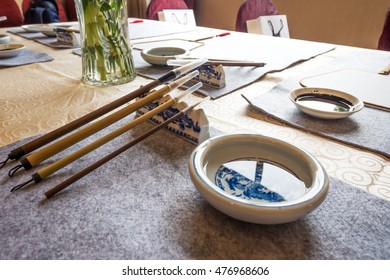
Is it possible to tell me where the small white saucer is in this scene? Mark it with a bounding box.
[141,46,189,66]
[290,87,364,119]
[189,134,329,224]
[21,24,45,33]
[0,44,25,58]
[21,23,76,37]
[0,34,11,44]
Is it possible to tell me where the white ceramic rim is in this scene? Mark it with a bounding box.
[190,134,329,210]
[22,22,75,32]
[0,34,11,44]
[289,87,364,119]
[21,24,45,33]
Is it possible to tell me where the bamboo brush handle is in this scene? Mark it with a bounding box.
[44,110,186,198]
[36,98,175,180]
[24,85,172,168]
[9,80,161,160]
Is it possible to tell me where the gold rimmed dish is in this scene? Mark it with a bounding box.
[0,44,26,58]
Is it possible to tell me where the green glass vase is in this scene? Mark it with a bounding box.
[75,0,136,86]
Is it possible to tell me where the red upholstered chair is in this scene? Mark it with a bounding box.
[183,0,196,10]
[65,0,77,21]
[0,0,24,27]
[378,6,390,51]
[236,0,279,32]
[22,0,68,23]
[146,0,188,20]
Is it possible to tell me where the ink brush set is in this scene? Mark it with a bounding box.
[0,58,209,199]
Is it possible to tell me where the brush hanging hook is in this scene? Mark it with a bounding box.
[0,156,10,169]
[8,164,23,177]
[10,178,34,192]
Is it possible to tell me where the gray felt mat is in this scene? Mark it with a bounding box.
[8,28,77,49]
[243,49,390,158]
[0,48,54,67]
[133,44,333,99]
[0,118,389,260]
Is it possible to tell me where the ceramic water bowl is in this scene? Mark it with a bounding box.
[141,46,189,66]
[0,44,25,58]
[290,87,364,119]
[0,34,11,44]
[189,134,329,224]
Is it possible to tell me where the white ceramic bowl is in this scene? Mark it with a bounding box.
[141,46,189,66]
[289,87,364,119]
[0,44,25,58]
[21,23,77,37]
[189,134,329,224]
[0,34,11,44]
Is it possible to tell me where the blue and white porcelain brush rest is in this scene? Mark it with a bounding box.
[194,64,226,88]
[167,59,226,89]
[136,94,210,145]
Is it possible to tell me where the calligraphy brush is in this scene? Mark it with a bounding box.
[10,82,202,192]
[379,63,390,75]
[44,97,208,199]
[7,71,199,177]
[191,32,231,42]
[168,58,266,67]
[0,58,207,168]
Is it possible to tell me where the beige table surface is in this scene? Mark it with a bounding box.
[0,20,389,203]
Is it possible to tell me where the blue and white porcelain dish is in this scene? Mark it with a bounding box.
[189,134,329,224]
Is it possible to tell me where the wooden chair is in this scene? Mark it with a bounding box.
[236,0,279,32]
[145,0,188,20]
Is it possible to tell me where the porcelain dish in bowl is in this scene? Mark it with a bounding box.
[189,134,329,224]
[289,87,364,119]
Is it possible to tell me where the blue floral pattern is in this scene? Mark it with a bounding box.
[215,160,286,202]
[137,101,202,143]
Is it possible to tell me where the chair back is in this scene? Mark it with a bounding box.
[65,0,77,21]
[146,0,188,20]
[236,0,278,32]
[22,0,68,23]
[378,7,390,51]
[184,0,196,10]
[0,0,24,27]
